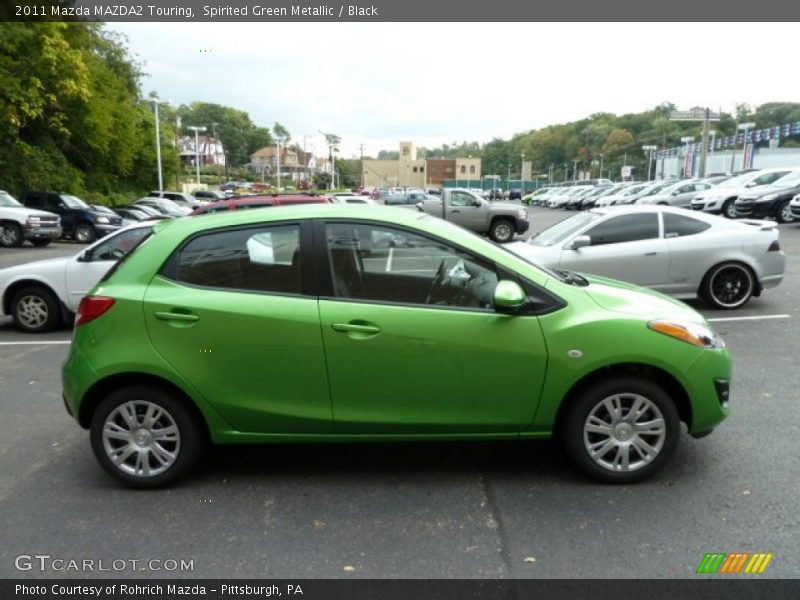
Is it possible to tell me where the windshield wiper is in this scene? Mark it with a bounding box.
[552,268,589,287]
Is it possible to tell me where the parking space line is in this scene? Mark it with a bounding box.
[0,341,71,346]
[707,314,791,322]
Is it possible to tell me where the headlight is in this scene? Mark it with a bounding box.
[758,194,778,202]
[96,216,109,224]
[517,208,526,220]
[648,319,724,349]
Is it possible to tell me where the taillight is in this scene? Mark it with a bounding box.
[75,296,115,326]
[768,240,781,252]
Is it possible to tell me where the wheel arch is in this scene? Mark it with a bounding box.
[3,278,67,317]
[699,258,761,299]
[78,372,212,444]
[552,362,693,434]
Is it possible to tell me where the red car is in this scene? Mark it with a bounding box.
[190,194,332,216]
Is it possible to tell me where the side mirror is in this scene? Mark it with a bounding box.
[566,235,591,250]
[494,280,527,314]
[76,251,90,262]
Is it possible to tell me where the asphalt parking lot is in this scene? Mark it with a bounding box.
[0,206,798,579]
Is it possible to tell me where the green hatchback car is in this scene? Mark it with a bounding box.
[62,205,731,488]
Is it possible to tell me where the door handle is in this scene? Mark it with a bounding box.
[154,311,199,322]
[644,252,658,256]
[331,323,381,334]
[451,209,460,213]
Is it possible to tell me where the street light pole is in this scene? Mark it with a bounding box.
[187,126,206,187]
[642,145,657,181]
[276,139,281,191]
[147,96,169,191]
[736,122,756,172]
[708,129,717,173]
[520,152,525,194]
[680,136,695,178]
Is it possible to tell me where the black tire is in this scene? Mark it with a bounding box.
[0,222,24,248]
[90,386,205,489]
[31,239,52,247]
[700,262,755,310]
[74,222,97,243]
[722,198,738,219]
[776,200,795,224]
[561,376,680,484]
[489,218,515,243]
[11,286,61,333]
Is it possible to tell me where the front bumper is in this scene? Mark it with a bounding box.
[690,198,723,213]
[24,226,62,241]
[735,198,776,218]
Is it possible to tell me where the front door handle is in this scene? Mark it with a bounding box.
[644,252,658,256]
[331,323,381,334]
[451,209,461,213]
[154,311,199,322]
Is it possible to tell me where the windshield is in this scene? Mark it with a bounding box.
[622,185,647,196]
[61,194,90,208]
[772,171,800,187]
[528,211,600,246]
[641,182,672,196]
[719,173,757,188]
[0,192,22,207]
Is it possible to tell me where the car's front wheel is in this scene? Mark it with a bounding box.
[90,387,204,489]
[74,222,97,243]
[722,198,738,219]
[777,200,795,224]
[561,377,680,483]
[701,262,755,309]
[489,218,514,243]
[0,222,24,248]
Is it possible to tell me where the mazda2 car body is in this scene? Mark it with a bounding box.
[62,205,731,488]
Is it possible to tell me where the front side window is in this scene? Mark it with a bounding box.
[450,191,476,207]
[325,222,498,310]
[585,213,659,245]
[171,224,301,294]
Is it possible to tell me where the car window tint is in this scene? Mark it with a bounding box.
[663,213,711,238]
[89,227,153,261]
[586,213,659,245]
[175,224,301,294]
[325,222,498,310]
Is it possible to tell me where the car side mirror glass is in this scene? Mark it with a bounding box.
[494,280,527,314]
[77,251,90,262]
[567,235,591,250]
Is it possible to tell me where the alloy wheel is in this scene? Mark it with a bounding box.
[709,264,753,308]
[15,295,49,329]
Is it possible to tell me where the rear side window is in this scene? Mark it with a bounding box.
[663,213,711,238]
[170,224,301,294]
[586,214,659,245]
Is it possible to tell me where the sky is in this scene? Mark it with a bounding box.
[109,22,800,159]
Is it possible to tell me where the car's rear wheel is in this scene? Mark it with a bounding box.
[561,377,680,483]
[489,218,514,243]
[0,222,24,248]
[11,286,61,333]
[777,200,795,224]
[90,386,204,489]
[722,199,738,219]
[701,262,755,309]
[75,222,96,243]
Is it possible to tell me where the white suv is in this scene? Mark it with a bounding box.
[0,190,62,248]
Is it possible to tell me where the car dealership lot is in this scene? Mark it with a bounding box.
[0,206,798,578]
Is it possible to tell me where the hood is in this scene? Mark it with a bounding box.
[1,207,59,219]
[698,185,750,199]
[580,273,705,322]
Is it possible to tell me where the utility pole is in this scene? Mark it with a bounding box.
[670,107,720,177]
[359,143,365,188]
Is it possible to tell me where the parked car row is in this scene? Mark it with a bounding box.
[525,167,800,224]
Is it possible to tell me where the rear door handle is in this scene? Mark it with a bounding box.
[331,323,381,334]
[451,209,460,213]
[154,311,199,322]
[644,252,658,256]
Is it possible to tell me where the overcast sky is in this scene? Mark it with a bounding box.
[110,22,800,158]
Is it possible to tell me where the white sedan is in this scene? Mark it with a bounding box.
[508,205,785,309]
[0,223,153,332]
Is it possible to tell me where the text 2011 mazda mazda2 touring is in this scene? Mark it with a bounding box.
[62,205,731,488]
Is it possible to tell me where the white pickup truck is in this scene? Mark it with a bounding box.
[0,190,62,247]
[416,188,530,243]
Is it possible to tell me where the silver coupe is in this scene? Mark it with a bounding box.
[508,205,785,309]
